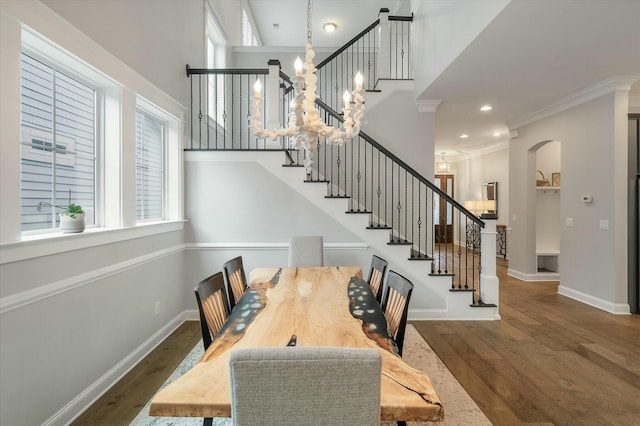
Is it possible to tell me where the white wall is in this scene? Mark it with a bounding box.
[184,156,372,289]
[508,89,631,313]
[41,0,205,105]
[452,147,510,227]
[411,0,510,99]
[366,90,436,179]
[0,1,194,424]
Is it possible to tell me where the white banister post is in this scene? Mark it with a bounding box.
[377,8,390,81]
[480,219,500,316]
[265,59,281,149]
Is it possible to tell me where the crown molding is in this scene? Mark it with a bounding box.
[508,75,640,130]
[416,99,441,112]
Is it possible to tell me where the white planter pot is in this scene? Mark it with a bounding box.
[59,213,85,234]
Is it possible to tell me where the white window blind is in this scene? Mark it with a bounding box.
[19,53,96,232]
[242,8,259,47]
[136,110,165,221]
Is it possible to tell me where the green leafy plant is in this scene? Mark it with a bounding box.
[37,190,84,219]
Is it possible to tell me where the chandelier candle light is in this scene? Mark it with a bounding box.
[251,0,366,171]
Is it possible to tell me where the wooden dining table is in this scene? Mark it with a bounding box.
[149,266,444,422]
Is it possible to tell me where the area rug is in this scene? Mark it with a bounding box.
[130,325,491,426]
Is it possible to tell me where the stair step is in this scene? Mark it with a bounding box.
[345,209,372,214]
[325,195,350,199]
[388,238,412,245]
[365,89,382,93]
[304,179,330,183]
[366,223,392,230]
[282,164,304,168]
[449,288,475,292]
[429,272,455,277]
[470,301,498,308]
[408,250,433,261]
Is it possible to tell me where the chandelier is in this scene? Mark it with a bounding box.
[251,0,365,171]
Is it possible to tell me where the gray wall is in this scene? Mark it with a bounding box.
[508,90,630,313]
[0,1,197,424]
[42,0,205,106]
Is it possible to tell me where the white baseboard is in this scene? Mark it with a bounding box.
[558,285,631,315]
[46,310,193,426]
[409,308,499,321]
[507,268,559,282]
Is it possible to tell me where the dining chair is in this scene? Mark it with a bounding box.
[223,256,248,311]
[229,346,381,426]
[194,272,230,351]
[367,255,388,303]
[381,270,414,357]
[288,235,324,267]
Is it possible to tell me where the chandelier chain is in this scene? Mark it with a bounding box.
[307,0,313,43]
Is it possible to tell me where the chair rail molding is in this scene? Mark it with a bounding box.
[0,244,184,314]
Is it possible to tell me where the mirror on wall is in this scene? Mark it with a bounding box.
[482,182,498,219]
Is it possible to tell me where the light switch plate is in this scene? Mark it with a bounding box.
[599,220,609,230]
[566,217,574,227]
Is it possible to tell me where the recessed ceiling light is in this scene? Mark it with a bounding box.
[273,23,279,30]
[323,22,337,33]
[492,131,501,137]
[460,134,469,139]
[480,105,492,111]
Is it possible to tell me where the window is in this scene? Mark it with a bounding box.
[136,110,165,222]
[207,9,227,125]
[20,53,96,232]
[241,6,260,47]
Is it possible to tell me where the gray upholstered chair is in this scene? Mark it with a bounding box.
[229,346,381,426]
[288,235,324,267]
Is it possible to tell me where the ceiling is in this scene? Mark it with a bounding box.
[247,0,640,157]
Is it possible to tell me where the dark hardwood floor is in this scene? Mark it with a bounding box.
[73,258,640,425]
[71,321,201,426]
[413,258,640,425]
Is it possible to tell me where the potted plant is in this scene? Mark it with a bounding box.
[37,189,85,233]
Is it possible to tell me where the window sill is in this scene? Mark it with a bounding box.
[0,220,186,265]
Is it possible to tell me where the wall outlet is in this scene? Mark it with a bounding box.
[155,301,160,316]
[599,220,609,230]
[566,217,574,227]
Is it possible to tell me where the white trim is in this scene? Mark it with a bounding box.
[0,220,184,264]
[509,76,640,130]
[46,311,193,426]
[558,285,631,315]
[232,46,336,54]
[409,308,499,321]
[0,244,184,314]
[184,242,369,250]
[416,99,441,112]
[507,268,559,282]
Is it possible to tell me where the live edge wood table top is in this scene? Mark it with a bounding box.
[149,266,443,422]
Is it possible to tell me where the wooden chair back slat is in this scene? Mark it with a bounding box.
[381,270,413,356]
[223,256,248,311]
[367,255,388,302]
[195,272,230,350]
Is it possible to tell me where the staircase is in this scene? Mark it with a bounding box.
[184,9,499,320]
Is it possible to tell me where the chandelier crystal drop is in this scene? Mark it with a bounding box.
[251,0,366,171]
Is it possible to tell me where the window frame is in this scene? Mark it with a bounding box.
[135,106,167,223]
[18,45,104,236]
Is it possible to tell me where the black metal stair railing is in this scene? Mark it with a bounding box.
[316,10,413,115]
[185,65,296,152]
[308,99,488,305]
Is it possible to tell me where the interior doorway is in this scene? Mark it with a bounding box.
[434,174,454,243]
